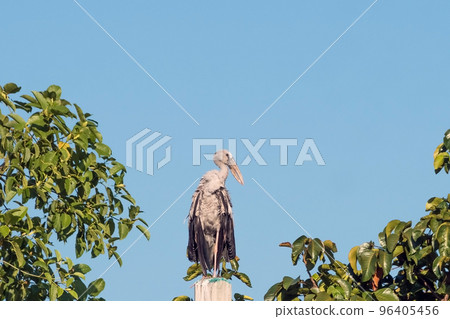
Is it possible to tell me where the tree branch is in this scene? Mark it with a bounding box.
[0,260,46,280]
[416,273,442,301]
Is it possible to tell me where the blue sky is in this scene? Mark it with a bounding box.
[2,0,450,300]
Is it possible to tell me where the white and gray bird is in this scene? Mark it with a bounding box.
[187,149,244,277]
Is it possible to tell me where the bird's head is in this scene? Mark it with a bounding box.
[213,149,244,185]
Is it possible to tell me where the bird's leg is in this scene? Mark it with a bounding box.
[213,229,220,278]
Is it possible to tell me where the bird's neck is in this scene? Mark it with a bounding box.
[216,161,229,182]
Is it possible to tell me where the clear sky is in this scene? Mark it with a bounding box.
[2,0,450,300]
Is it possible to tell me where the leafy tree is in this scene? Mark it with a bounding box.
[265,130,450,301]
[0,83,150,300]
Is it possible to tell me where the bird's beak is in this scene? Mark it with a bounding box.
[228,159,244,185]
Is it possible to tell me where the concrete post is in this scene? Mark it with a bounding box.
[194,277,232,301]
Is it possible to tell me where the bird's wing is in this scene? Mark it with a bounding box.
[187,189,211,275]
[215,187,236,264]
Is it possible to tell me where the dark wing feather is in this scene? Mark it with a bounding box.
[215,187,236,272]
[187,190,210,275]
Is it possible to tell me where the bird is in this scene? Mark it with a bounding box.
[187,149,244,277]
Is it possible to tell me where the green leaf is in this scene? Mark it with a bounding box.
[426,197,445,211]
[348,246,360,273]
[33,260,49,271]
[57,286,64,298]
[378,250,393,277]
[121,194,136,205]
[35,238,49,257]
[67,289,79,300]
[49,283,58,301]
[412,219,429,241]
[9,113,25,130]
[415,245,433,261]
[64,178,77,195]
[183,263,203,281]
[0,225,10,238]
[378,231,387,248]
[11,241,25,267]
[282,276,295,290]
[113,252,123,267]
[172,295,192,301]
[405,264,417,284]
[74,134,88,150]
[393,221,409,235]
[61,213,71,230]
[386,233,400,253]
[230,258,239,271]
[95,142,112,157]
[234,293,253,301]
[291,235,308,265]
[136,225,150,241]
[26,113,45,128]
[385,219,401,236]
[434,142,445,158]
[87,278,105,297]
[74,104,87,123]
[105,219,115,236]
[429,217,440,233]
[264,282,282,301]
[5,190,17,203]
[233,272,252,288]
[374,288,399,301]
[308,238,323,264]
[32,91,49,109]
[4,83,21,94]
[304,294,315,301]
[316,292,333,301]
[109,163,125,175]
[72,272,86,280]
[357,245,377,282]
[73,264,92,274]
[118,222,131,240]
[55,249,62,262]
[47,85,62,99]
[5,176,15,194]
[335,278,351,299]
[436,222,450,256]
[72,278,88,301]
[44,272,53,283]
[432,256,445,277]
[75,238,86,258]
[41,151,57,168]
[66,257,74,270]
[323,240,337,253]
[60,148,70,162]
[24,147,31,163]
[444,130,450,149]
[434,152,449,174]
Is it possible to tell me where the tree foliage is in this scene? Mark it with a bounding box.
[266,130,450,301]
[0,83,149,300]
[183,258,252,288]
